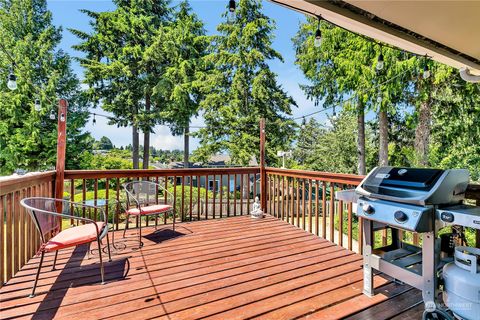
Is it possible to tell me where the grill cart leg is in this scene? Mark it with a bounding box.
[422,231,438,313]
[363,218,374,297]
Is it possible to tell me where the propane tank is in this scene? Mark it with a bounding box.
[443,246,480,320]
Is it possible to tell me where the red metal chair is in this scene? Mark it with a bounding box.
[20,197,111,297]
[123,180,176,247]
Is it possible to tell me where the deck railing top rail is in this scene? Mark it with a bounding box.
[0,171,55,196]
[64,167,260,179]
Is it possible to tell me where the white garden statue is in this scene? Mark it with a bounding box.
[250,196,264,219]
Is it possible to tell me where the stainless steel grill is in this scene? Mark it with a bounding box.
[343,166,479,320]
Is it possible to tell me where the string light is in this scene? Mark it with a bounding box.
[7,68,17,91]
[331,106,337,120]
[314,17,322,48]
[423,57,431,79]
[301,116,306,129]
[377,91,383,104]
[60,113,65,122]
[228,0,236,21]
[376,52,384,71]
[49,110,56,120]
[92,113,96,125]
[34,98,41,111]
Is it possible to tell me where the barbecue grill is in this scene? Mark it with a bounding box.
[338,166,480,319]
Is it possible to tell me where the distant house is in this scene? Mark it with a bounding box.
[151,154,259,195]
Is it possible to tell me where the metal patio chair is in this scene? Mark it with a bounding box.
[20,197,111,297]
[123,180,176,247]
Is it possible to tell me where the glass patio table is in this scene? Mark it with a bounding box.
[80,198,127,254]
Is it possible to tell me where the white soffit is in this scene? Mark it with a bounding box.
[270,0,480,75]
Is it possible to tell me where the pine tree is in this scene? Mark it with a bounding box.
[194,0,296,166]
[150,1,208,168]
[71,0,171,169]
[293,18,416,171]
[0,0,91,174]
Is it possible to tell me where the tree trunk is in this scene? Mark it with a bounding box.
[184,125,190,168]
[142,93,151,169]
[132,125,139,169]
[414,100,431,167]
[357,103,366,175]
[378,109,389,166]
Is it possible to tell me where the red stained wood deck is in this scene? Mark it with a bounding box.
[0,216,423,320]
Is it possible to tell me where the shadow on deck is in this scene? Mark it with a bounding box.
[0,216,423,319]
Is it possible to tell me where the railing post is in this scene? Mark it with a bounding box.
[55,99,68,215]
[260,118,267,212]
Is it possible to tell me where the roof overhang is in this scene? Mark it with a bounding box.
[269,0,480,76]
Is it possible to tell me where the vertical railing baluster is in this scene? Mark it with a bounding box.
[70,179,75,225]
[6,193,12,282]
[164,176,168,224]
[302,179,306,230]
[212,174,216,219]
[82,179,86,219]
[247,174,251,214]
[295,178,301,228]
[348,200,353,251]
[227,174,231,217]
[290,178,294,224]
[116,178,120,230]
[330,182,335,243]
[338,184,344,247]
[190,175,193,221]
[94,179,98,222]
[220,174,223,218]
[233,174,237,216]
[19,189,26,269]
[196,175,200,220]
[281,176,285,221]
[205,175,209,219]
[315,180,320,236]
[308,179,313,234]
[181,175,185,222]
[173,176,177,224]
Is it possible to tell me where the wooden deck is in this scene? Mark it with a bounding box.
[0,215,424,319]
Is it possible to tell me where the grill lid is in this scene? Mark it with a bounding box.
[363,167,444,193]
[356,166,470,206]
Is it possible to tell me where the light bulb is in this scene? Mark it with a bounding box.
[377,95,383,104]
[34,99,41,111]
[301,117,306,129]
[7,73,17,90]
[314,29,322,48]
[60,113,65,122]
[376,53,384,71]
[423,65,431,79]
[331,109,337,121]
[228,0,236,21]
[49,110,56,120]
[92,115,96,125]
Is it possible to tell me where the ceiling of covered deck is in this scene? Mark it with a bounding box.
[270,0,480,75]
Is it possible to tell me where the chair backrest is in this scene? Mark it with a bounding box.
[123,180,164,208]
[20,197,65,243]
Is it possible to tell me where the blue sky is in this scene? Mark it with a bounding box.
[47,0,329,150]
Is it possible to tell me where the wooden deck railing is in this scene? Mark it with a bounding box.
[0,171,56,286]
[265,167,364,253]
[1,166,479,288]
[63,167,260,230]
[265,167,480,253]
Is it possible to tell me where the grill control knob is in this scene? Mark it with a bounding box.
[362,204,375,215]
[394,211,408,223]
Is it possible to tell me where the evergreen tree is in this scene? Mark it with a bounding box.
[194,0,296,165]
[71,0,171,169]
[150,1,208,168]
[0,0,91,175]
[293,18,416,172]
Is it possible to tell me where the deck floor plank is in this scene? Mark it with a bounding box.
[0,215,422,320]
